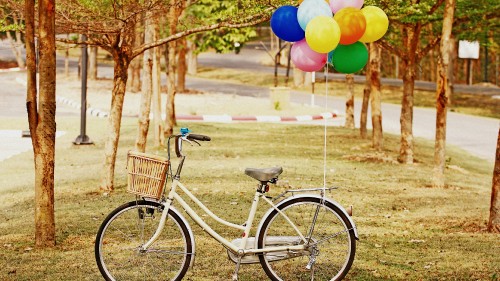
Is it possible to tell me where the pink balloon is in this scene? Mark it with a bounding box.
[291,39,327,72]
[330,0,364,13]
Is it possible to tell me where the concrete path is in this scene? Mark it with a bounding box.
[1,48,498,163]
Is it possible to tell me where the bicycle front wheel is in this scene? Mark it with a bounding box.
[257,197,356,281]
[95,200,193,281]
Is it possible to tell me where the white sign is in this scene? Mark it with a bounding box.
[458,40,480,59]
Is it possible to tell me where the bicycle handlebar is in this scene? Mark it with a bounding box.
[173,131,211,158]
[187,134,211,142]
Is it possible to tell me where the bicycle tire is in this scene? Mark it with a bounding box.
[257,196,356,281]
[95,200,193,281]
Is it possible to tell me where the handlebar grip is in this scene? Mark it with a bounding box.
[175,136,182,158]
[187,134,211,141]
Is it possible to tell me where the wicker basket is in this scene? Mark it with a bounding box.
[126,151,170,199]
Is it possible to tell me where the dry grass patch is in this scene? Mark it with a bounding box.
[0,117,497,280]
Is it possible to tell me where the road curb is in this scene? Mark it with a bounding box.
[55,95,339,123]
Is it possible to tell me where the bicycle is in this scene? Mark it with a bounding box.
[95,128,358,281]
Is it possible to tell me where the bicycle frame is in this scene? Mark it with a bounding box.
[141,179,308,255]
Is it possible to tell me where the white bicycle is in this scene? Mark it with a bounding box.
[95,128,358,281]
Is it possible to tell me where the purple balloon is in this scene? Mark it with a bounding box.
[291,39,327,72]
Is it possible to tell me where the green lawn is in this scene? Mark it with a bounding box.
[0,116,497,280]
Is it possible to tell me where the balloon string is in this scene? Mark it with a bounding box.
[323,64,328,193]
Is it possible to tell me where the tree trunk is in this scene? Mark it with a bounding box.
[370,43,383,150]
[293,65,304,87]
[101,54,130,191]
[398,25,420,164]
[129,17,143,93]
[360,45,371,139]
[164,41,177,137]
[432,0,456,188]
[488,128,500,233]
[6,26,25,69]
[129,55,142,93]
[177,38,187,93]
[88,46,98,80]
[64,35,70,77]
[135,12,154,153]
[26,0,57,248]
[152,14,164,146]
[164,1,182,137]
[187,40,198,75]
[345,74,355,129]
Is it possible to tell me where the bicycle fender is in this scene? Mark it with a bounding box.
[256,194,359,250]
[168,205,197,267]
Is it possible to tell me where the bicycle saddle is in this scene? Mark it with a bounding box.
[244,167,283,182]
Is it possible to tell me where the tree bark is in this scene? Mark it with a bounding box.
[152,14,164,146]
[26,0,57,248]
[398,25,420,164]
[129,56,142,93]
[101,53,130,191]
[186,40,198,75]
[135,12,154,153]
[370,43,383,150]
[6,28,25,69]
[488,128,500,233]
[432,0,456,188]
[164,40,177,137]
[129,18,143,93]
[88,46,98,80]
[360,45,371,139]
[345,74,355,129]
[177,38,187,93]
[164,0,183,137]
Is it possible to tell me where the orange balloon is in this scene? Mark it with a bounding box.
[333,7,366,45]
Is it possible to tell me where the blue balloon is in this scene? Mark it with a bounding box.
[270,6,305,42]
[297,0,332,31]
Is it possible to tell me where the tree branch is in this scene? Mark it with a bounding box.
[378,39,403,58]
[417,35,441,61]
[131,7,273,59]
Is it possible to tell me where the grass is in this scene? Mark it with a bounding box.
[195,67,500,119]
[0,115,498,280]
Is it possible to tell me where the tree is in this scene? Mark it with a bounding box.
[56,0,274,191]
[360,45,371,139]
[1,1,25,68]
[369,42,383,150]
[344,74,355,129]
[376,0,445,163]
[135,11,154,153]
[432,0,456,188]
[489,128,500,233]
[25,0,57,247]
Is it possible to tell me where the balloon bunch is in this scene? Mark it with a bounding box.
[270,0,389,73]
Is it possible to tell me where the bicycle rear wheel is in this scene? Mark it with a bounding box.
[257,197,356,281]
[95,200,193,281]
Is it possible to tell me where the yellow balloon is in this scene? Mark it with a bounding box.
[359,6,389,43]
[305,16,341,54]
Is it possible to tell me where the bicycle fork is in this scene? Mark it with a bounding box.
[140,198,173,251]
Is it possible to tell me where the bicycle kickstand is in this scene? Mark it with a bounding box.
[232,255,243,281]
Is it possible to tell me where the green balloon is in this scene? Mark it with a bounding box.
[331,42,369,74]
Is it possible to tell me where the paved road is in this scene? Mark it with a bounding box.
[186,76,499,163]
[200,44,500,96]
[1,46,498,163]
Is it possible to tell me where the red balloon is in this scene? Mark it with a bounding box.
[334,7,366,45]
